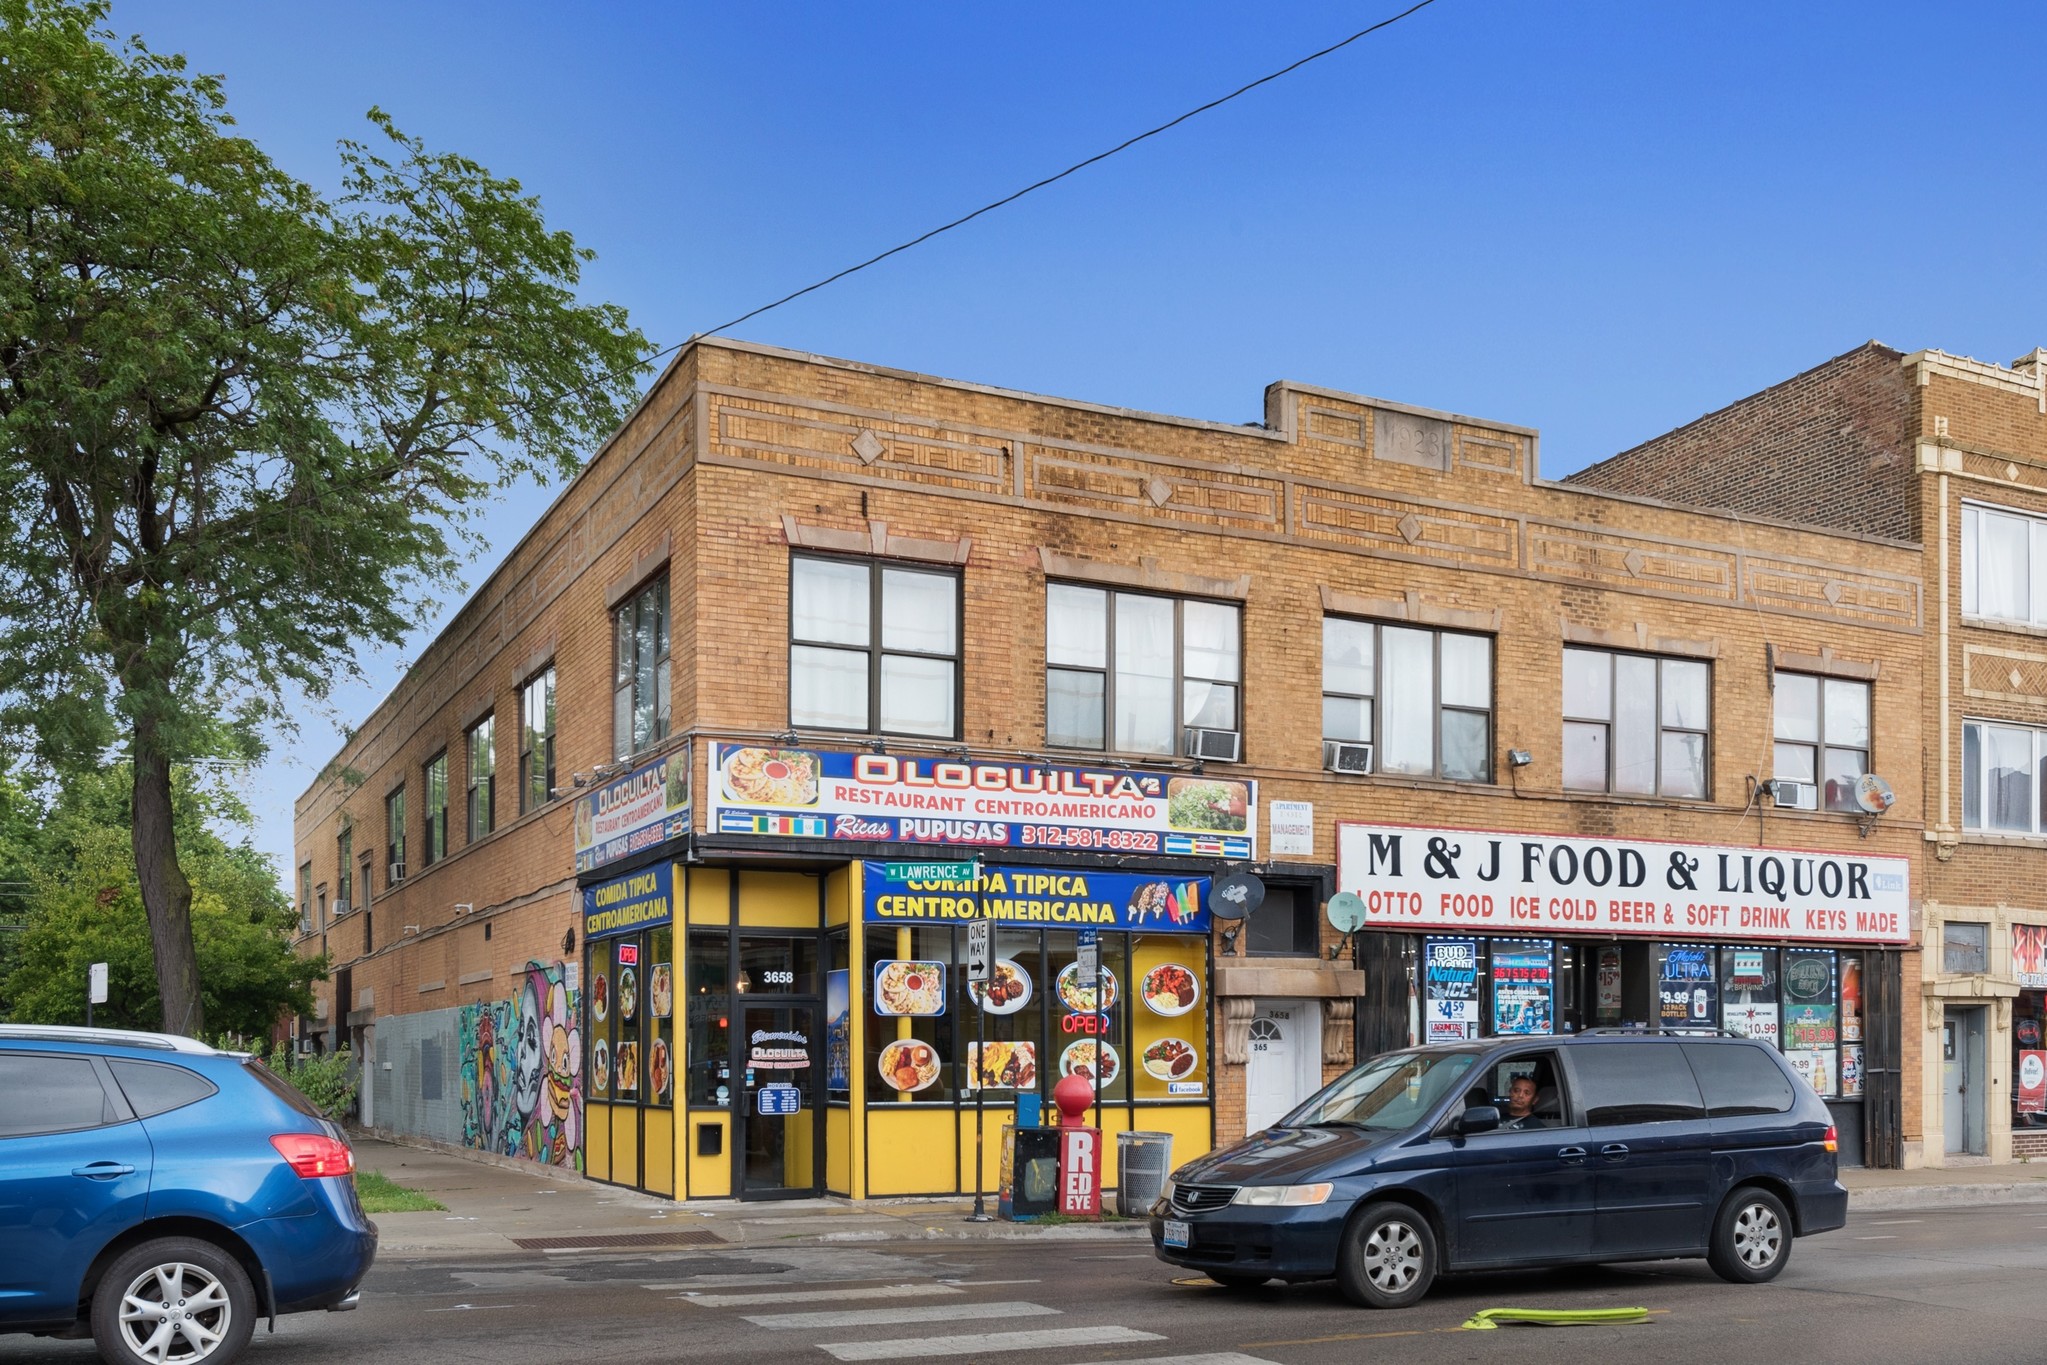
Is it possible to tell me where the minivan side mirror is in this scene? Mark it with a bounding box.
[1459,1105,1501,1135]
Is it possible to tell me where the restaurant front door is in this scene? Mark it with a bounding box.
[735,1002,823,1198]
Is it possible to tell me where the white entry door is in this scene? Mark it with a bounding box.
[1244,1000,1322,1134]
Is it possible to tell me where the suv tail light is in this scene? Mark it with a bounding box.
[1823,1125,1838,1153]
[271,1133,356,1178]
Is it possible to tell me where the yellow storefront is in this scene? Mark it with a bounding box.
[577,859,1218,1200]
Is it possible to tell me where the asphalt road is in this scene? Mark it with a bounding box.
[8,1205,2047,1365]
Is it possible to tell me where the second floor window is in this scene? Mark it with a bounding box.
[1322,618,1493,781]
[614,577,671,760]
[1046,585,1239,756]
[467,715,496,842]
[335,828,353,912]
[386,787,406,884]
[521,665,557,813]
[1563,648,1710,799]
[1964,718,2047,834]
[422,754,448,866]
[790,555,960,738]
[298,862,313,934]
[1773,674,1870,812]
[1962,502,2047,626]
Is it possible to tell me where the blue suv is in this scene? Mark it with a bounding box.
[1152,1033,1847,1307]
[0,1026,378,1365]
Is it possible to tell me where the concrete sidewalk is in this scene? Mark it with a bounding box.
[351,1132,2047,1258]
[353,1136,1149,1257]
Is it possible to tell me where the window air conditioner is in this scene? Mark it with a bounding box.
[1184,727,1243,763]
[1771,779,1817,811]
[332,900,351,917]
[1323,740,1375,775]
[387,862,406,882]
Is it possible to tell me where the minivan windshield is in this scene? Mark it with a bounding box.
[1284,1049,1479,1131]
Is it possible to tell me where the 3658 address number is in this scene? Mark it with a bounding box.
[1018,826,1160,851]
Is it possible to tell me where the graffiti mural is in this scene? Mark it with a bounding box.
[460,960,582,1168]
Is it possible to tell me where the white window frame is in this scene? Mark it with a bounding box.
[1961,501,2047,627]
[1962,716,2047,834]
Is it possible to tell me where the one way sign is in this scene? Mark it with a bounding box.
[966,919,991,983]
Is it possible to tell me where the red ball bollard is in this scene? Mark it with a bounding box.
[1051,1073,1102,1217]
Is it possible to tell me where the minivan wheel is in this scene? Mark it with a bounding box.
[1336,1202,1437,1308]
[90,1237,256,1365]
[1707,1188,1792,1284]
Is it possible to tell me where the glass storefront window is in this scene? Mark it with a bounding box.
[686,931,732,1106]
[1780,948,1839,1096]
[964,927,1046,1096]
[647,927,674,1105]
[739,935,818,997]
[612,937,644,1102]
[867,925,956,1105]
[1721,947,1780,1046]
[1130,933,1209,1099]
[1655,943,1718,1029]
[585,947,614,1100]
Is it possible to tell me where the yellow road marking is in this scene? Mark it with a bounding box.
[1243,1307,1669,1347]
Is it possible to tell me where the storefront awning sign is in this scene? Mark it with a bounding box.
[863,862,1211,934]
[1336,822,1910,946]
[712,743,1255,858]
[573,746,691,874]
[581,863,673,941]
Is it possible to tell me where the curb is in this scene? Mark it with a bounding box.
[1846,1182,2047,1212]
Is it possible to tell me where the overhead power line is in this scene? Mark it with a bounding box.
[685,0,1447,346]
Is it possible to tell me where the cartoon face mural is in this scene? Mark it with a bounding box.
[460,961,582,1169]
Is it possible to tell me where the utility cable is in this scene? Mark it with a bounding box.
[687,0,1447,344]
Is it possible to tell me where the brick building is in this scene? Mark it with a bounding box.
[1573,342,2047,1166]
[294,338,1923,1201]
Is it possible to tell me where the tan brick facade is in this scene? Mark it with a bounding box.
[1574,343,2047,1167]
[298,339,1929,1193]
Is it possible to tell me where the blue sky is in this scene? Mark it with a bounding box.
[110,1,2044,882]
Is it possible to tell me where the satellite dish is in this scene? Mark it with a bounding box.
[1326,891,1366,934]
[1210,870,1266,921]
[1854,773,1896,815]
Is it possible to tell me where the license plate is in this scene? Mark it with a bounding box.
[1163,1219,1191,1249]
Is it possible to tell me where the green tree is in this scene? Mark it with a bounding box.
[0,1,648,1035]
[3,767,324,1035]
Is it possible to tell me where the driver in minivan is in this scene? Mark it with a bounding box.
[1500,1074,1545,1129]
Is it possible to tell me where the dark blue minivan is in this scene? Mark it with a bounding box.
[0,1026,377,1365]
[1152,1033,1846,1307]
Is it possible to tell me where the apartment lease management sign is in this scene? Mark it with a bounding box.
[1336,822,1910,946]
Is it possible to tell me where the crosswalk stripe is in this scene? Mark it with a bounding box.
[677,1283,963,1308]
[743,1301,1057,1330]
[1106,1356,1284,1365]
[817,1324,1166,1360]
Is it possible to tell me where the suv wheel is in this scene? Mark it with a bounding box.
[91,1237,256,1365]
[1336,1202,1437,1308]
[1707,1188,1792,1284]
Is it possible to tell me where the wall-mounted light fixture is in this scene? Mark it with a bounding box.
[1507,749,1534,768]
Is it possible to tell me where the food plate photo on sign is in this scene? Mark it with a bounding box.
[591,973,609,1022]
[591,1038,611,1095]
[650,963,673,1019]
[617,966,638,1021]
[1060,1039,1121,1086]
[719,746,822,807]
[1056,962,1118,1015]
[966,1041,1038,1091]
[874,960,946,1016]
[1141,1037,1199,1081]
[968,958,1033,1014]
[1140,962,1200,1016]
[877,1039,941,1092]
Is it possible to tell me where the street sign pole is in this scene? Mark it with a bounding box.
[967,855,992,1222]
[1077,929,1102,1131]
